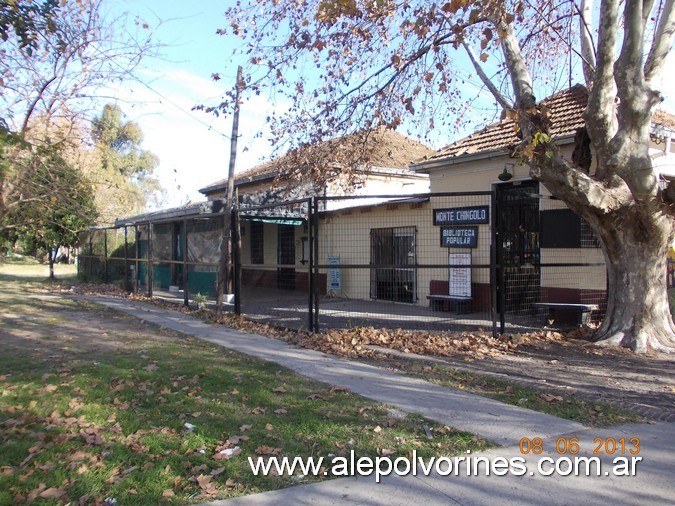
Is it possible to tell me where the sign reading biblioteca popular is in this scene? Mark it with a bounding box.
[434,205,488,248]
[441,226,478,248]
[433,205,489,225]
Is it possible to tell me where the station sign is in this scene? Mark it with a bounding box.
[433,205,489,225]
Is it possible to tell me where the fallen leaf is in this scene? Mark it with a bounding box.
[214,447,241,460]
[143,364,159,372]
[39,487,66,500]
[162,489,175,498]
[373,426,382,433]
[239,424,252,432]
[197,474,212,489]
[255,445,282,456]
[540,393,563,403]
[211,467,225,476]
[228,435,248,444]
[274,408,287,415]
[272,386,287,393]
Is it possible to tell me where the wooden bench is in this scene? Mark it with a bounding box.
[427,294,472,314]
[534,302,599,327]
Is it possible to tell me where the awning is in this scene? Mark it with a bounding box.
[241,216,305,226]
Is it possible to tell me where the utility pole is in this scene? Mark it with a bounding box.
[217,65,244,309]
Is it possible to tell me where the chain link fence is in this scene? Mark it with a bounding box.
[78,191,608,335]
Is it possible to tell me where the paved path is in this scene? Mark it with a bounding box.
[89,296,675,505]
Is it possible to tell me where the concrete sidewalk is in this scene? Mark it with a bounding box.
[89,296,675,505]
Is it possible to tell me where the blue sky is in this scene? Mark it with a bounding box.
[102,1,675,209]
[104,0,279,208]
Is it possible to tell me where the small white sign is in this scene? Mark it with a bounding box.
[328,256,341,293]
[448,252,471,298]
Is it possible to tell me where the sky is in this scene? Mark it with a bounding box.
[103,0,675,211]
[104,0,279,209]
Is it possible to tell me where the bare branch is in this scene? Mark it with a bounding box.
[584,0,619,180]
[493,15,535,113]
[461,41,512,111]
[578,0,597,86]
[645,0,675,84]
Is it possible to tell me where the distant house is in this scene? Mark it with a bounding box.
[199,128,433,205]
[198,129,435,296]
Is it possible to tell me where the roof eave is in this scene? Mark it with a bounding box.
[412,134,575,172]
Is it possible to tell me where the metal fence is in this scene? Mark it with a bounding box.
[78,191,608,336]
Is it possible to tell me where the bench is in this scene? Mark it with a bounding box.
[534,302,599,327]
[427,294,472,314]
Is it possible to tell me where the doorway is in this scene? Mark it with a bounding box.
[370,226,417,303]
[495,181,541,317]
[277,225,296,290]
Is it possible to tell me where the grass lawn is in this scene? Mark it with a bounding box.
[0,263,491,504]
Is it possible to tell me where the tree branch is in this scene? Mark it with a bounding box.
[645,0,675,84]
[578,0,597,86]
[461,41,512,111]
[584,0,619,181]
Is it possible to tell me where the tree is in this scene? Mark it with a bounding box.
[1,143,97,278]
[0,0,60,56]
[221,0,675,352]
[88,104,162,224]
[0,0,160,226]
[0,0,158,138]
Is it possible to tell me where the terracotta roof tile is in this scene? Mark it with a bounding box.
[418,85,675,166]
[200,129,434,194]
[654,109,675,130]
[423,85,588,162]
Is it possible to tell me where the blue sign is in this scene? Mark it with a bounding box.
[441,226,478,248]
[434,205,489,225]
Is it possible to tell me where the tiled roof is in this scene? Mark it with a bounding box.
[416,85,675,166]
[200,129,435,194]
[654,109,675,130]
[421,85,588,163]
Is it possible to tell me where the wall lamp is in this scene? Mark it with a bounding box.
[498,163,514,181]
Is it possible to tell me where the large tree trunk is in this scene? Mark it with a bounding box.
[593,208,675,352]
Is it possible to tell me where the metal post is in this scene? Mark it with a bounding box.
[103,228,108,284]
[183,218,189,307]
[123,226,129,292]
[232,208,242,315]
[312,197,320,332]
[308,198,314,331]
[490,190,498,339]
[134,225,139,294]
[88,230,93,279]
[148,223,154,298]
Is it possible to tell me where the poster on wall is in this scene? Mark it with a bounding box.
[328,256,341,293]
[448,252,471,298]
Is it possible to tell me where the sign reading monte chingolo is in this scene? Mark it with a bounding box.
[441,226,478,248]
[433,205,489,225]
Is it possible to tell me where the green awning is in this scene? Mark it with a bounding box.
[242,217,305,226]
